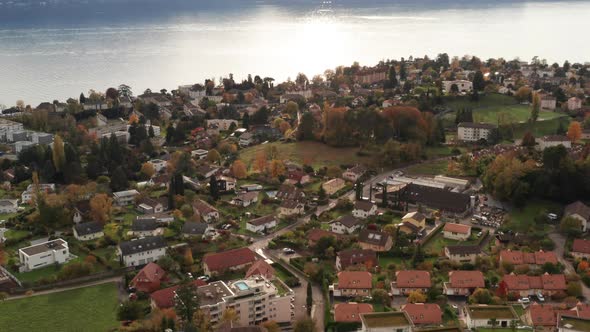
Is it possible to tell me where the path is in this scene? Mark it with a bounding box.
[549,232,590,300]
[6,276,124,301]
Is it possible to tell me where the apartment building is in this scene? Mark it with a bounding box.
[457,122,496,142]
[117,236,167,267]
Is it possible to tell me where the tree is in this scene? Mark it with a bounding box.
[411,243,424,267]
[242,112,250,129]
[387,65,398,88]
[231,160,247,179]
[294,318,317,332]
[79,93,86,104]
[469,288,492,304]
[140,162,155,179]
[521,132,536,147]
[174,282,200,324]
[450,84,459,94]
[514,86,532,103]
[355,180,363,200]
[567,282,583,297]
[298,112,315,141]
[52,135,66,172]
[496,280,508,299]
[209,176,219,201]
[220,308,239,328]
[560,216,583,237]
[407,290,427,303]
[206,149,221,165]
[531,92,540,122]
[110,166,129,192]
[269,159,286,178]
[261,321,281,332]
[90,193,112,224]
[117,300,145,321]
[306,282,313,315]
[372,289,390,306]
[254,151,267,173]
[567,121,582,142]
[473,70,485,91]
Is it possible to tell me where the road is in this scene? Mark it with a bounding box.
[549,232,590,300]
[6,276,124,301]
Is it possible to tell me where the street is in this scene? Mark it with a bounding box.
[549,232,590,300]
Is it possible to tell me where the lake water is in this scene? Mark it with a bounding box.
[0,0,589,105]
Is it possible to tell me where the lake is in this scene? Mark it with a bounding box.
[0,0,589,105]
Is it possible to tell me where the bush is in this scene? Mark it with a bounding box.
[284,277,301,287]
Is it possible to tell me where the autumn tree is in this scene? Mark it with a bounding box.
[407,290,427,303]
[469,288,492,304]
[521,132,536,147]
[560,216,583,237]
[269,159,286,178]
[231,160,247,179]
[52,134,66,172]
[261,321,281,332]
[90,193,113,224]
[140,162,156,179]
[567,121,582,142]
[531,92,540,122]
[294,318,317,332]
[206,149,221,165]
[279,121,291,135]
[254,151,268,173]
[183,248,194,266]
[128,113,139,124]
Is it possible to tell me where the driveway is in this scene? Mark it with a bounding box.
[548,232,590,300]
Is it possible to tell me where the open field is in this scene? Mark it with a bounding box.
[239,141,372,170]
[443,93,517,111]
[473,105,565,124]
[0,283,119,332]
[511,117,571,138]
[404,159,449,176]
[506,200,562,233]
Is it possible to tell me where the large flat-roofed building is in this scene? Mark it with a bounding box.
[113,189,140,206]
[19,239,69,271]
[0,119,24,141]
[457,122,496,142]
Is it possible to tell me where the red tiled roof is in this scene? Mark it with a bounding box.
[529,303,557,326]
[402,303,443,325]
[576,303,590,319]
[500,250,557,265]
[448,271,485,289]
[307,229,342,244]
[337,271,372,290]
[337,249,376,270]
[542,274,567,290]
[572,239,590,254]
[535,251,558,265]
[203,248,257,273]
[334,303,374,322]
[245,260,275,280]
[150,280,207,308]
[502,274,566,291]
[131,262,166,293]
[443,223,471,234]
[394,271,432,289]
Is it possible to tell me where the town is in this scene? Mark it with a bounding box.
[0,54,589,332]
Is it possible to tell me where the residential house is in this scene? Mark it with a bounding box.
[73,221,104,241]
[391,270,432,296]
[239,184,263,192]
[332,271,372,297]
[541,95,557,110]
[457,122,496,142]
[539,135,571,150]
[444,245,481,264]
[286,169,311,185]
[360,311,414,332]
[568,97,583,111]
[353,201,377,219]
[336,249,377,271]
[278,200,305,217]
[182,222,214,238]
[334,303,374,323]
[354,67,388,85]
[147,159,167,173]
[137,213,174,225]
[564,201,590,232]
[443,80,473,93]
[191,149,209,160]
[130,262,167,293]
[130,219,162,237]
[113,189,140,206]
[442,223,471,241]
[202,248,258,276]
[275,185,305,202]
[443,270,485,296]
[117,236,167,267]
[401,211,426,231]
[136,197,166,214]
[323,178,346,196]
[19,239,69,271]
[195,164,219,180]
[232,191,259,207]
[192,199,220,223]
[526,303,561,331]
[21,183,55,203]
[571,239,590,259]
[307,229,343,246]
[238,132,254,147]
[558,315,590,332]
[206,119,238,133]
[402,303,442,326]
[502,273,567,297]
[72,200,91,224]
[245,260,275,280]
[464,305,519,329]
[0,199,18,214]
[499,250,558,269]
[246,215,278,234]
[358,229,393,252]
[217,176,237,192]
[330,215,363,234]
[342,165,367,182]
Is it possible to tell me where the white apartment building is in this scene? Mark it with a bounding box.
[113,189,140,206]
[19,239,69,271]
[199,276,293,327]
[0,199,19,214]
[538,135,572,150]
[117,236,167,267]
[457,122,496,142]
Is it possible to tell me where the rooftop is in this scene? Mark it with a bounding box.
[20,239,67,256]
[361,311,412,328]
[466,305,518,320]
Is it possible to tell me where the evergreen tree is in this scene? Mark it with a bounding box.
[473,70,485,91]
[174,282,200,324]
[355,180,363,200]
[166,125,176,144]
[209,176,219,201]
[79,93,86,104]
[388,65,398,88]
[399,59,407,81]
[411,243,424,267]
[306,283,313,316]
[110,166,129,192]
[242,113,250,129]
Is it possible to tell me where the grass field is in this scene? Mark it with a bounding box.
[443,93,516,111]
[238,141,372,170]
[512,117,571,138]
[404,160,449,176]
[473,105,565,124]
[423,232,479,255]
[0,283,119,332]
[506,200,562,233]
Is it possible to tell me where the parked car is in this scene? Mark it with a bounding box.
[283,248,295,254]
[518,297,530,304]
[536,292,545,302]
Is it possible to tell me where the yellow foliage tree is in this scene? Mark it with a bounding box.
[231,160,248,179]
[254,151,267,173]
[407,290,427,303]
[90,193,113,224]
[140,162,156,178]
[269,159,286,178]
[567,121,582,142]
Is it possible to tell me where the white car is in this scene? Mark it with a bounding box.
[518,297,530,304]
[283,248,295,254]
[536,292,545,302]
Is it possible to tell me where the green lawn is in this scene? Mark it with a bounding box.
[0,283,120,332]
[4,229,30,241]
[239,141,372,171]
[378,256,404,269]
[506,200,563,233]
[404,160,449,176]
[424,145,464,158]
[512,116,571,138]
[473,105,565,124]
[444,93,517,111]
[423,232,479,255]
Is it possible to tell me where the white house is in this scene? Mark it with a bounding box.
[246,215,278,234]
[113,189,140,206]
[443,80,473,93]
[0,199,19,214]
[464,305,519,329]
[278,200,305,218]
[564,201,590,233]
[73,221,104,241]
[19,239,70,271]
[147,159,167,173]
[21,183,55,203]
[330,215,363,234]
[443,223,471,241]
[538,135,571,150]
[457,122,496,142]
[232,191,259,207]
[342,165,366,182]
[117,236,167,267]
[239,132,254,147]
[353,201,377,219]
[541,95,557,110]
[191,149,209,160]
